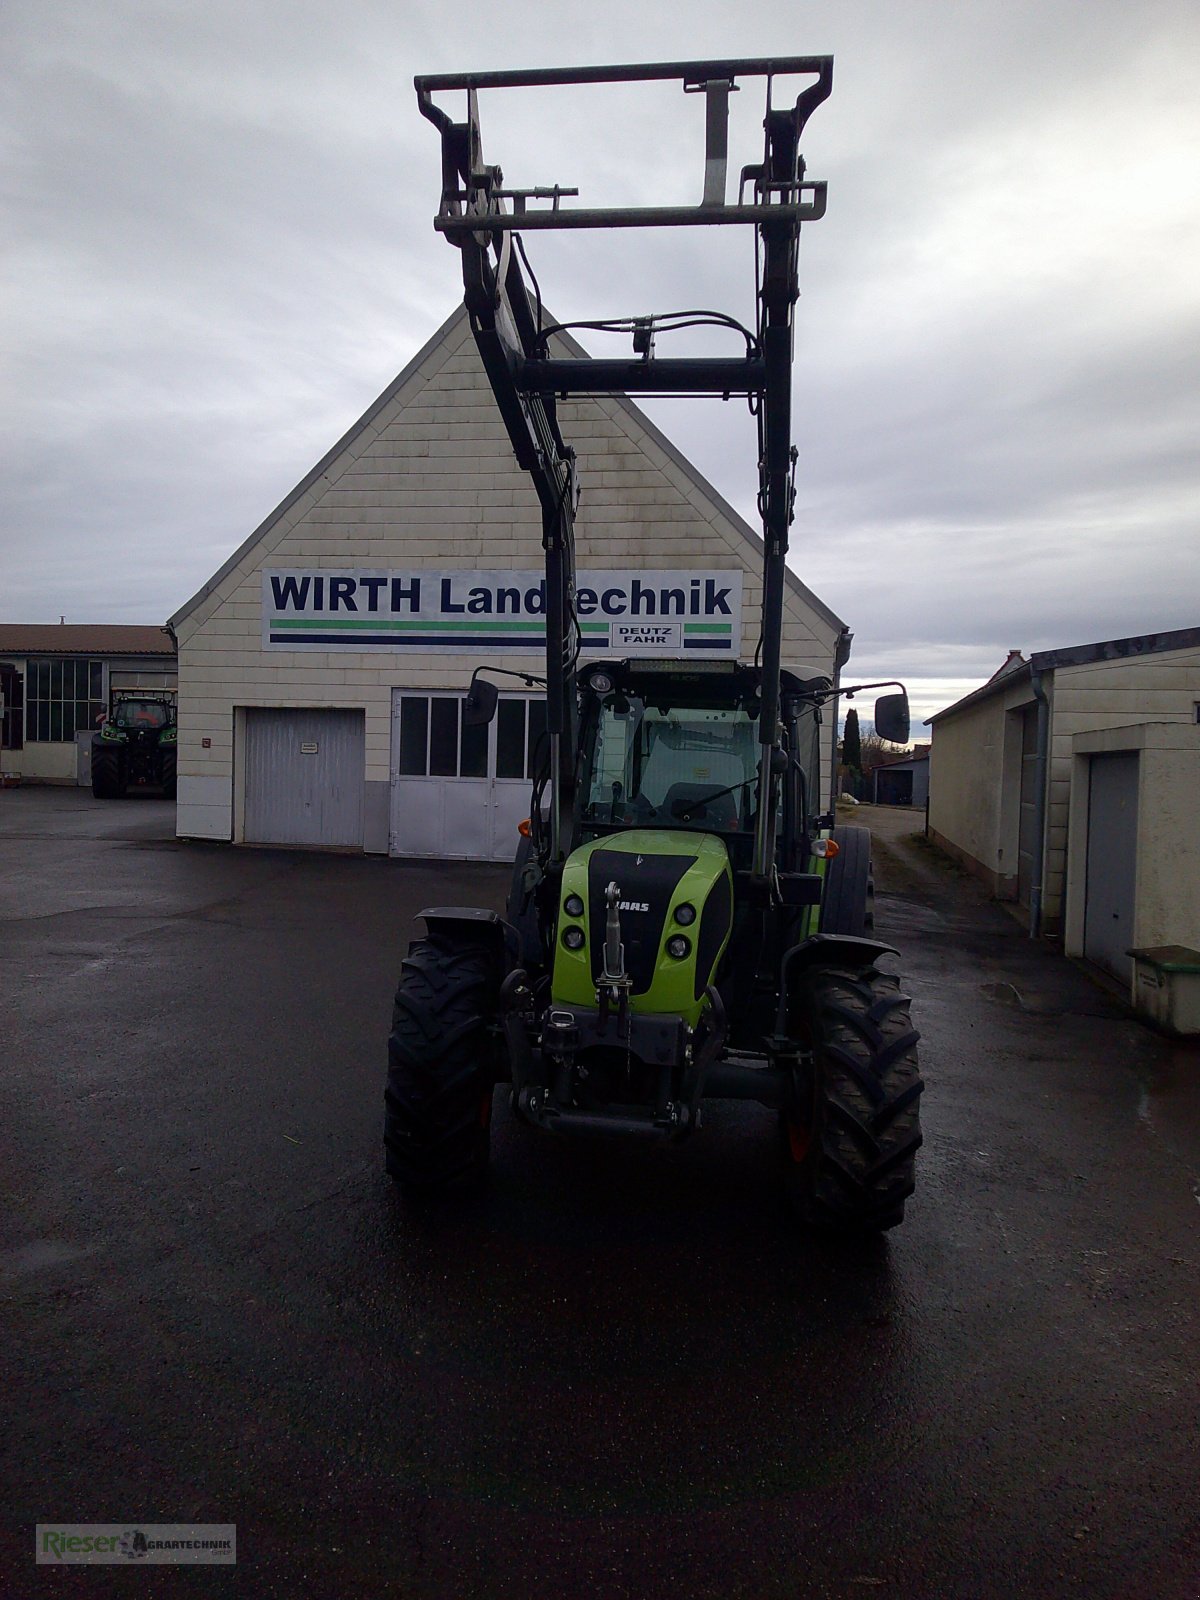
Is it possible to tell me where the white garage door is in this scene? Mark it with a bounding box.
[390,691,545,861]
[243,708,365,847]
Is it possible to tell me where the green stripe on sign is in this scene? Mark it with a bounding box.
[684,622,733,633]
[270,616,545,632]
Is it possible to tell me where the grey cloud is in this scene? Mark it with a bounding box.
[3,0,1198,723]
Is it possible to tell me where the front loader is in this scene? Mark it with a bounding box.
[385,58,922,1230]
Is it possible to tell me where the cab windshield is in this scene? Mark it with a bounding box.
[112,700,173,730]
[583,697,759,831]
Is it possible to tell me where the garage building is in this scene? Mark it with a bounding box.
[170,307,849,860]
[927,626,1200,996]
[872,747,930,809]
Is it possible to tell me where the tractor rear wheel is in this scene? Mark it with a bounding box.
[91,749,124,799]
[384,933,500,1193]
[782,964,922,1232]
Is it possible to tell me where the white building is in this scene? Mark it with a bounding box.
[169,307,849,861]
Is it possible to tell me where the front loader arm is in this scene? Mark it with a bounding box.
[419,82,581,863]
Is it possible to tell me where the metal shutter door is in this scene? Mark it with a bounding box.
[244,709,364,847]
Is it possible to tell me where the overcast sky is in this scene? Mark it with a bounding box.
[4,0,1198,721]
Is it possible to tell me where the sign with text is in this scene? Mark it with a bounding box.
[37,1526,236,1565]
[262,570,742,658]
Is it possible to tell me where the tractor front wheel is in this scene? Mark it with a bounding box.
[819,825,874,936]
[384,933,500,1193]
[782,964,922,1232]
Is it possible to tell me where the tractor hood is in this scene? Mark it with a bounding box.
[551,830,733,1027]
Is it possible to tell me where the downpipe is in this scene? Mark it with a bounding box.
[1029,668,1050,939]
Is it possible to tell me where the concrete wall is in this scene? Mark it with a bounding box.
[928,672,1035,894]
[174,309,844,847]
[1065,723,1200,963]
[4,740,76,783]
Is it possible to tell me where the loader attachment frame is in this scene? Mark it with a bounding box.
[416,57,833,881]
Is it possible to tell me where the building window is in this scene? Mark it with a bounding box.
[496,696,546,780]
[0,664,23,750]
[398,694,490,779]
[25,658,105,743]
[396,693,545,780]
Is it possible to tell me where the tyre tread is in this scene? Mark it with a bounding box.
[384,935,498,1193]
[91,749,123,799]
[820,827,872,937]
[784,964,923,1232]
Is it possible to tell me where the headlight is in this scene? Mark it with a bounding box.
[562,926,586,951]
[673,903,696,926]
[588,669,614,695]
[666,935,691,960]
[564,893,585,918]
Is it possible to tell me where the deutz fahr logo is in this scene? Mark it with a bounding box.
[615,624,679,648]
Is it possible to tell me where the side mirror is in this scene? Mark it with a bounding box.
[874,691,910,745]
[463,678,499,727]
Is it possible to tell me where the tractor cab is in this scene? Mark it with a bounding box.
[110,697,175,732]
[574,659,829,876]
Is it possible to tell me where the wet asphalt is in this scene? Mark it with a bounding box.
[1,788,1198,1599]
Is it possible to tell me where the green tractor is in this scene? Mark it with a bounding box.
[91,692,178,799]
[386,57,922,1230]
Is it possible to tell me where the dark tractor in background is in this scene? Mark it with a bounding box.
[385,58,923,1231]
[92,693,177,799]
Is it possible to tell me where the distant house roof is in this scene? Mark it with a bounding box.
[0,625,176,657]
[926,660,1034,725]
[874,749,930,770]
[927,623,1200,726]
[987,649,1026,682]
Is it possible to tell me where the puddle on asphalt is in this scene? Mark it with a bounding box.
[0,1239,98,1278]
[1134,1044,1200,1129]
[979,979,1126,1020]
[1117,1042,1200,1206]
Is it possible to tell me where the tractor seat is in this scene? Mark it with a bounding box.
[662,781,740,829]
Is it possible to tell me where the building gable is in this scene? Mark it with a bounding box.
[171,304,849,849]
[170,304,844,663]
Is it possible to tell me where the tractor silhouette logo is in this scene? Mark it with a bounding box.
[118,1530,148,1559]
